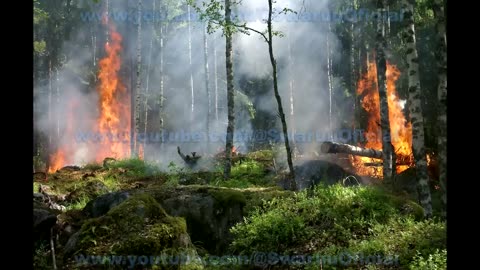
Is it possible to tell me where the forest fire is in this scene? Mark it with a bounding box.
[94,23,131,162]
[47,22,132,173]
[48,99,80,173]
[351,60,413,177]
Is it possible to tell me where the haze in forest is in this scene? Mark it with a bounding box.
[33,0,347,170]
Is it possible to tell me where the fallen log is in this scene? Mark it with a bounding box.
[321,141,383,159]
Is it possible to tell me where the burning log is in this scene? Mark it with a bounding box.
[177,146,201,166]
[321,141,383,159]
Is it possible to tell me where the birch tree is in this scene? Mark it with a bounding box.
[204,23,212,149]
[401,0,433,218]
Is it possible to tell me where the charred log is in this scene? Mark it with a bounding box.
[321,141,383,159]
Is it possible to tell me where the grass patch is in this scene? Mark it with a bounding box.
[101,176,122,192]
[229,184,445,269]
[82,162,103,171]
[65,195,90,211]
[409,249,446,270]
[107,158,161,177]
[33,182,40,193]
[213,159,275,188]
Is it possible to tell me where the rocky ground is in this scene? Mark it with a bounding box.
[33,151,441,269]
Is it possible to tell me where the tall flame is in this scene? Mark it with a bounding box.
[352,59,413,177]
[47,22,134,173]
[94,23,131,161]
[47,99,79,173]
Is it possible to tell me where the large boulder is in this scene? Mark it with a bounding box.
[33,208,57,245]
[148,186,247,255]
[82,191,130,218]
[294,160,360,190]
[393,167,418,195]
[64,194,203,269]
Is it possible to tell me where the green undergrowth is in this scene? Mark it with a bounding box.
[229,184,446,270]
[162,156,277,189]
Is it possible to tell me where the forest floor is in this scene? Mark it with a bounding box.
[33,150,446,270]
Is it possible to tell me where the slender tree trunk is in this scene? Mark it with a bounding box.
[327,21,334,140]
[188,4,195,120]
[91,25,97,67]
[127,2,135,158]
[214,36,219,122]
[351,0,357,132]
[105,0,109,43]
[204,23,211,150]
[433,0,447,218]
[375,0,395,180]
[56,68,60,141]
[159,24,165,138]
[287,30,296,157]
[267,0,296,190]
[223,0,235,180]
[134,0,143,158]
[143,0,156,154]
[47,59,53,171]
[401,0,433,218]
[386,1,391,44]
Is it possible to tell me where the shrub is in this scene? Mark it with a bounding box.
[409,249,447,270]
[230,184,445,269]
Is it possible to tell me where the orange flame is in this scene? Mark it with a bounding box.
[351,59,413,177]
[48,149,65,173]
[47,21,132,173]
[94,23,131,161]
[47,99,79,173]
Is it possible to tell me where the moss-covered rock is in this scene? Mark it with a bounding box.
[66,194,202,269]
[82,191,131,218]
[294,160,359,189]
[143,185,292,255]
[152,186,244,255]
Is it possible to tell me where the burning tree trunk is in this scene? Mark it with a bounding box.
[321,141,383,159]
[204,23,211,150]
[188,4,195,120]
[433,0,447,218]
[374,0,395,180]
[223,0,235,180]
[267,0,296,190]
[134,0,143,158]
[401,0,433,218]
